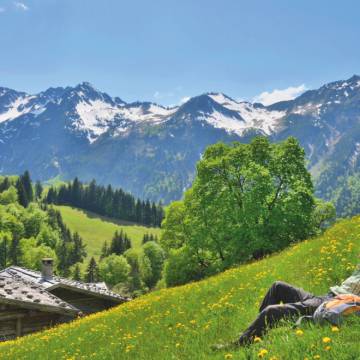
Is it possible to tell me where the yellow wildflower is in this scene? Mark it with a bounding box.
[296,329,304,336]
[258,349,268,358]
[225,354,233,359]
[324,346,331,351]
[322,337,331,343]
[254,336,262,343]
[331,326,339,332]
[313,356,320,359]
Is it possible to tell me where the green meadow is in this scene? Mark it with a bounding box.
[0,216,359,359]
[53,205,162,260]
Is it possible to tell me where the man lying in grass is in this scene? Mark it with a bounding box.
[213,264,360,350]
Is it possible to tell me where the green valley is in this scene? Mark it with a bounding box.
[53,205,162,260]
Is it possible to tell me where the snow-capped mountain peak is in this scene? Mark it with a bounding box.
[1,75,359,144]
[207,92,285,135]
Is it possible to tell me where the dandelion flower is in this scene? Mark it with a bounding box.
[322,337,331,343]
[296,329,304,336]
[225,354,233,359]
[325,346,331,351]
[258,349,268,358]
[331,326,339,332]
[254,336,262,343]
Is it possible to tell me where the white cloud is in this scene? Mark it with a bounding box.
[253,84,307,106]
[0,7,6,13]
[179,96,190,104]
[14,2,29,11]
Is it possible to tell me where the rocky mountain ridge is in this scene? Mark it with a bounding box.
[1,75,360,214]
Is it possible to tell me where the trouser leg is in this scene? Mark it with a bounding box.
[259,281,315,312]
[238,297,325,345]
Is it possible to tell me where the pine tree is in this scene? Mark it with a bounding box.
[85,257,99,283]
[104,185,113,216]
[135,199,142,223]
[21,171,33,203]
[71,232,87,264]
[35,181,43,200]
[100,241,109,260]
[124,233,131,252]
[9,234,21,266]
[72,264,82,281]
[71,177,81,207]
[87,180,97,211]
[0,234,9,268]
[16,178,29,208]
[142,233,150,244]
[110,230,132,255]
[151,202,158,226]
[57,240,70,277]
[111,230,124,255]
[46,187,56,204]
[0,177,10,193]
[144,200,152,225]
[156,201,164,227]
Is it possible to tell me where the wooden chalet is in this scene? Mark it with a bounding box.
[0,259,129,340]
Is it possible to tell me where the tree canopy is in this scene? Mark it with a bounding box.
[161,137,335,285]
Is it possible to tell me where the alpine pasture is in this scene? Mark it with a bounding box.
[54,205,162,260]
[0,216,358,359]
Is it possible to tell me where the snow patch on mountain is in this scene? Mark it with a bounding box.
[121,103,177,123]
[197,110,246,136]
[208,93,285,135]
[0,95,39,123]
[75,99,122,142]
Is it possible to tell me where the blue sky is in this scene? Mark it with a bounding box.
[0,0,359,105]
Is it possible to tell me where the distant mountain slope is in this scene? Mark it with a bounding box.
[1,76,360,212]
[0,216,358,359]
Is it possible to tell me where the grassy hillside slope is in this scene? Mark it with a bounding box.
[0,217,359,359]
[54,205,162,260]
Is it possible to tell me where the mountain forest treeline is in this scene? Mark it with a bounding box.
[46,178,164,227]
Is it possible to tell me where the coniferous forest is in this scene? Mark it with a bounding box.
[46,178,164,227]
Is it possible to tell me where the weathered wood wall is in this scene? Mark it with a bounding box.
[50,288,116,314]
[0,304,73,341]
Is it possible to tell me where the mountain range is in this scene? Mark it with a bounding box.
[1,75,360,215]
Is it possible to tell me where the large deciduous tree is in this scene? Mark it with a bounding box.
[162,137,334,285]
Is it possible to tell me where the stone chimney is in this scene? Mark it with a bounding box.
[41,258,54,280]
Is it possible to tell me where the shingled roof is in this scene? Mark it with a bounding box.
[0,266,130,311]
[0,274,78,315]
